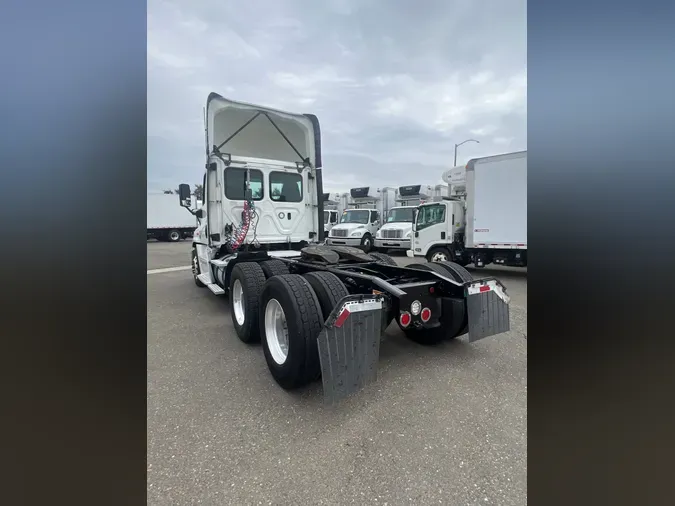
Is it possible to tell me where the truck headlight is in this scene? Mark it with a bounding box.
[350,228,365,237]
[405,231,412,238]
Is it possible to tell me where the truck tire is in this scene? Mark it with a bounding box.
[369,252,397,266]
[303,271,349,318]
[408,262,453,277]
[426,246,451,263]
[260,259,290,279]
[434,261,473,283]
[401,326,447,345]
[167,229,182,242]
[259,274,324,389]
[229,262,266,344]
[360,233,373,253]
[191,247,206,288]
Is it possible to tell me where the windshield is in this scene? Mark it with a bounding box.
[340,210,370,224]
[324,211,329,224]
[387,208,415,223]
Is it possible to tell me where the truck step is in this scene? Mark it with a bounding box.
[207,283,225,295]
[197,273,226,295]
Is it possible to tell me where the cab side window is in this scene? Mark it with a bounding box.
[371,211,380,224]
[416,204,446,231]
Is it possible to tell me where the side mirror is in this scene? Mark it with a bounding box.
[195,208,204,219]
[178,183,191,207]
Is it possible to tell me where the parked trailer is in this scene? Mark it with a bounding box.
[180,93,512,403]
[147,193,200,242]
[409,151,527,268]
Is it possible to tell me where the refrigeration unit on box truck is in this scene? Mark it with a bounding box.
[409,151,527,268]
[147,193,200,242]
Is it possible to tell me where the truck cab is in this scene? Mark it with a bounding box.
[326,187,385,252]
[323,209,339,235]
[374,206,416,252]
[326,207,380,252]
[322,192,341,237]
[375,184,441,252]
[409,199,466,263]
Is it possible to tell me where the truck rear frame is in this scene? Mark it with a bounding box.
[192,244,510,404]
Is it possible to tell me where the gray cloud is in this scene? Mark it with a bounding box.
[148,0,526,193]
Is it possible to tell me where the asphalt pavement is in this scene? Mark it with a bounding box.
[147,240,527,505]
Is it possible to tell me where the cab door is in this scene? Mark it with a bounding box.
[413,203,448,255]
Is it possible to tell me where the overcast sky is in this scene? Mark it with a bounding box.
[148,0,526,194]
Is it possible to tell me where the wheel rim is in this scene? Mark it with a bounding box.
[232,279,245,326]
[431,251,448,262]
[170,231,180,241]
[264,298,289,365]
[192,252,199,276]
[364,237,371,248]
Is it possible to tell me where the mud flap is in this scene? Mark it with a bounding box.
[465,279,511,342]
[316,295,384,404]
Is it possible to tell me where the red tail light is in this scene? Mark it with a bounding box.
[420,307,431,322]
[399,312,412,328]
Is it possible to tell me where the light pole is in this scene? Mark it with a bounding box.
[454,139,480,166]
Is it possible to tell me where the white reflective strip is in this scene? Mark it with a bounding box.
[341,299,383,313]
[466,280,510,303]
[268,250,302,258]
[147,266,192,275]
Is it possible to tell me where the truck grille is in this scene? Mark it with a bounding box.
[332,229,348,237]
[381,229,403,239]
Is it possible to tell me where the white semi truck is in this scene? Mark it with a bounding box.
[147,193,201,242]
[177,93,512,403]
[325,186,396,252]
[408,151,527,268]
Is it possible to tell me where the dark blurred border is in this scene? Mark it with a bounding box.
[529,0,675,504]
[2,0,675,504]
[1,1,147,504]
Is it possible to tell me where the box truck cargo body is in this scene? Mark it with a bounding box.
[147,193,199,242]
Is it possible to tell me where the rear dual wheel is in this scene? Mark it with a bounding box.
[229,262,350,390]
[260,274,340,389]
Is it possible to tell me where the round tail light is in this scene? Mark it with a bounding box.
[420,307,431,322]
[399,312,412,328]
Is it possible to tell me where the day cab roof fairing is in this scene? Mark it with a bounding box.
[205,93,322,169]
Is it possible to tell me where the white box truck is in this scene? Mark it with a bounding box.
[408,151,527,268]
[147,193,200,242]
[326,186,396,252]
[374,184,437,253]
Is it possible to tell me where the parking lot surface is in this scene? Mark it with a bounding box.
[148,241,527,505]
